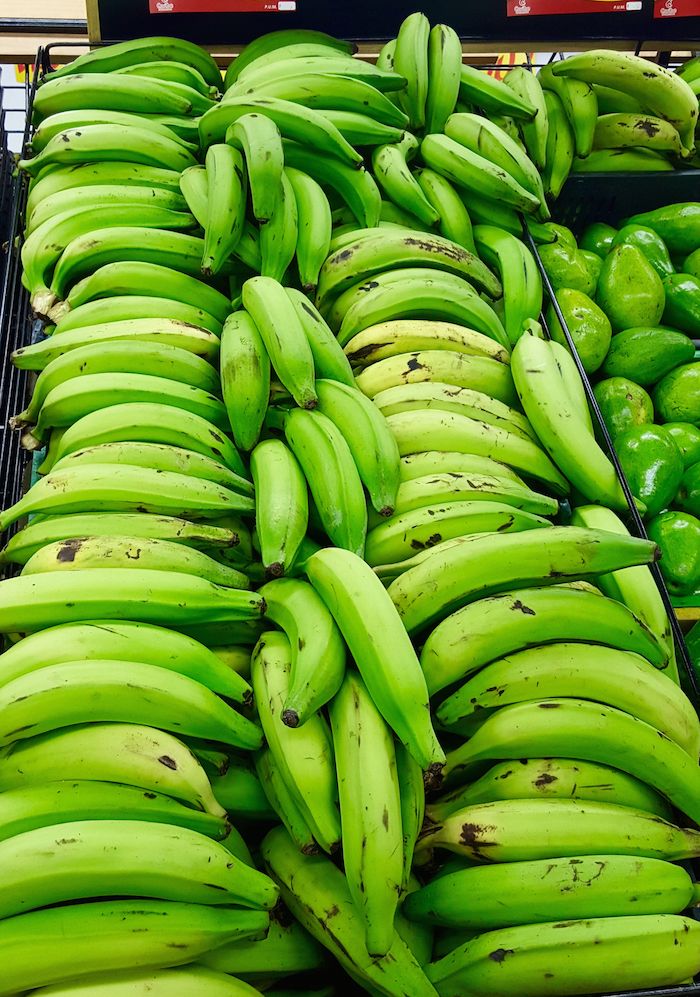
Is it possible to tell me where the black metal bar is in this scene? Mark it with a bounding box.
[524,222,699,700]
[0,18,87,33]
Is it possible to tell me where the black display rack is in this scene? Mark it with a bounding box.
[1,49,700,996]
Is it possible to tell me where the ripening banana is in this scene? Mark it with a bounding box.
[458,62,537,120]
[251,438,308,579]
[53,292,221,336]
[259,576,345,726]
[332,268,509,348]
[420,133,541,215]
[19,123,198,176]
[226,111,283,223]
[443,697,700,825]
[0,657,262,750]
[0,463,253,534]
[315,228,502,314]
[219,309,271,453]
[0,568,264,635]
[21,372,229,447]
[512,329,630,510]
[14,341,220,429]
[388,526,658,635]
[0,819,277,921]
[0,620,250,702]
[426,914,700,997]
[251,631,341,853]
[306,547,444,778]
[343,320,509,368]
[365,501,548,569]
[384,409,569,495]
[420,583,670,695]
[424,23,462,134]
[21,535,249,591]
[285,288,354,386]
[388,471,556,520]
[405,854,694,931]
[314,377,400,517]
[25,162,182,221]
[372,382,535,441]
[504,66,549,170]
[400,450,524,483]
[414,169,476,253]
[428,756,672,822]
[286,167,332,294]
[539,61,598,159]
[242,276,317,409]
[372,134,440,228]
[472,225,542,347]
[199,94,361,165]
[551,49,698,153]
[56,259,232,325]
[202,143,247,276]
[541,89,576,200]
[393,12,430,130]
[34,965,267,995]
[436,643,700,756]
[0,899,269,997]
[444,112,549,217]
[261,826,437,996]
[284,407,367,557]
[329,670,403,957]
[49,443,252,496]
[254,747,317,855]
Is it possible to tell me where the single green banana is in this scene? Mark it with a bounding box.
[254,747,317,854]
[541,89,575,199]
[372,134,440,228]
[329,670,403,957]
[473,224,542,347]
[259,169,298,282]
[414,169,477,253]
[220,309,271,453]
[262,825,438,996]
[44,37,222,87]
[283,140,382,228]
[284,407,367,556]
[286,167,332,295]
[539,61,598,159]
[393,12,430,129]
[420,584,670,696]
[388,526,658,634]
[306,547,445,778]
[285,289,354,386]
[251,631,341,853]
[0,899,268,996]
[260,576,345,727]
[242,276,316,409]
[202,143,247,276]
[505,67,549,170]
[251,438,308,579]
[425,23,462,134]
[458,63,537,120]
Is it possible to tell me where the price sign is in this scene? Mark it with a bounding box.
[508,0,641,13]
[654,0,700,16]
[148,0,296,10]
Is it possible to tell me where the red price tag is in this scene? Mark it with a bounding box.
[654,0,700,15]
[149,0,296,11]
[508,0,640,13]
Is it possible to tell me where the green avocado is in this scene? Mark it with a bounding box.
[662,273,700,336]
[675,460,700,518]
[594,377,654,440]
[596,243,665,332]
[615,424,684,518]
[579,222,617,258]
[683,248,700,280]
[580,250,602,293]
[647,510,700,596]
[546,288,611,374]
[600,326,695,386]
[665,423,700,467]
[539,242,596,296]
[653,363,700,424]
[623,203,700,256]
[611,225,674,279]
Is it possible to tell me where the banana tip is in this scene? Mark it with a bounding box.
[281,708,299,728]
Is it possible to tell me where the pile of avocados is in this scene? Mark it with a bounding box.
[540,202,700,599]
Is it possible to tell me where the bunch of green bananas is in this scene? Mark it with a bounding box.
[1,16,699,997]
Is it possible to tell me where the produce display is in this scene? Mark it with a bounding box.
[539,207,700,599]
[0,13,698,996]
